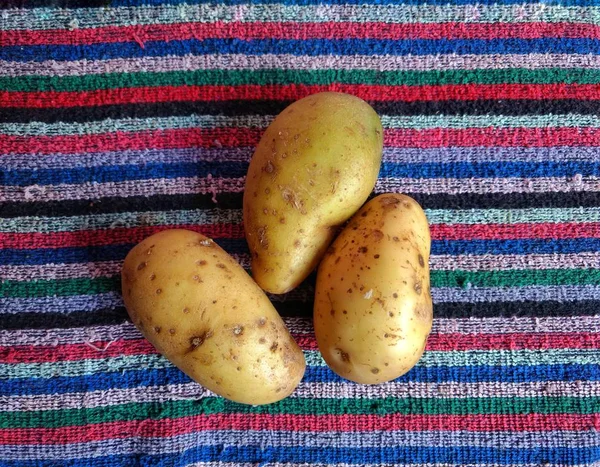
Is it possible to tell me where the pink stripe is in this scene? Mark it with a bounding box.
[2,414,598,445]
[2,22,599,46]
[2,333,597,364]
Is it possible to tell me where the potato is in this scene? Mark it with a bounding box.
[244,92,383,294]
[122,229,306,405]
[313,194,432,384]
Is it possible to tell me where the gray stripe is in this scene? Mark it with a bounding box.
[3,380,598,412]
[433,285,600,302]
[3,53,600,78]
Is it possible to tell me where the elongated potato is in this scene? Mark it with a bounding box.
[122,229,306,405]
[314,194,432,384]
[244,92,383,294]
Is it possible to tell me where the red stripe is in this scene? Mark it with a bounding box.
[3,84,600,108]
[2,22,598,46]
[3,127,600,154]
[4,222,600,249]
[0,225,244,249]
[2,333,597,364]
[3,414,598,445]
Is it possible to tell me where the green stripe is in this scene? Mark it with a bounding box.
[2,209,600,234]
[2,269,597,297]
[2,68,600,92]
[3,350,595,379]
[2,396,596,429]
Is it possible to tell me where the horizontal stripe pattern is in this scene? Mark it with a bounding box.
[3,2,600,467]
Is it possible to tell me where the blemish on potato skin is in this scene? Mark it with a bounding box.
[393,293,398,298]
[414,282,423,295]
[371,368,380,374]
[270,342,279,352]
[359,246,368,254]
[154,326,161,333]
[183,307,190,314]
[336,348,351,362]
[169,328,176,335]
[137,262,147,271]
[259,337,266,344]
[418,254,425,267]
[155,289,162,295]
[188,330,213,351]
[233,325,244,336]
[294,240,301,248]
[196,260,207,266]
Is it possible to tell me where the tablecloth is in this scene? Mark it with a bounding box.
[1,0,599,465]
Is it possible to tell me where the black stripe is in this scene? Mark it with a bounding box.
[2,300,598,330]
[3,191,600,219]
[2,99,600,123]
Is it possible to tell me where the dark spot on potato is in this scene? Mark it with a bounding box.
[279,217,286,224]
[330,309,336,316]
[342,310,348,315]
[169,328,176,335]
[263,160,275,174]
[189,330,213,351]
[154,326,161,333]
[233,325,244,336]
[380,196,401,209]
[393,236,400,242]
[156,289,162,295]
[259,337,266,344]
[384,362,389,366]
[393,293,398,298]
[216,263,227,269]
[270,342,279,352]
[183,307,190,314]
[418,254,425,267]
[263,208,269,215]
[374,254,380,259]
[361,211,368,217]
[372,230,384,242]
[127,288,132,296]
[193,275,202,282]
[335,256,341,264]
[265,187,270,194]
[336,348,350,362]
[326,245,336,255]
[137,262,147,271]
[197,260,207,266]
[236,366,242,371]
[414,282,423,295]
[347,288,353,294]
[257,317,267,327]
[359,246,368,253]
[371,368,380,374]
[212,300,218,304]
[294,240,301,248]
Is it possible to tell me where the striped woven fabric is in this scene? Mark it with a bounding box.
[1,0,600,465]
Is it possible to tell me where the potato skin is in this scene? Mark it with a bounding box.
[244,92,383,294]
[313,194,432,384]
[122,229,305,405]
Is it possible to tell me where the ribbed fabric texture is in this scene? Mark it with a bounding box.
[1,1,600,466]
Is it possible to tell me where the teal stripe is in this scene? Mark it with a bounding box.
[2,208,600,233]
[2,350,597,380]
[3,114,600,136]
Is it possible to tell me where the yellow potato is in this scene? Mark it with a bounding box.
[122,229,306,405]
[244,92,383,294]
[313,194,432,384]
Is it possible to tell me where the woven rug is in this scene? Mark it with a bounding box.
[1,1,600,466]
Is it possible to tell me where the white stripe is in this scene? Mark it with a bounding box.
[2,207,599,233]
[3,53,600,78]
[2,429,598,460]
[2,380,598,413]
[1,315,597,346]
[2,5,598,30]
[2,252,598,282]
[3,175,598,203]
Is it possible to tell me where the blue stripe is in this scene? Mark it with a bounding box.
[3,239,600,265]
[2,39,600,62]
[1,364,598,396]
[0,446,597,467]
[4,161,600,186]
